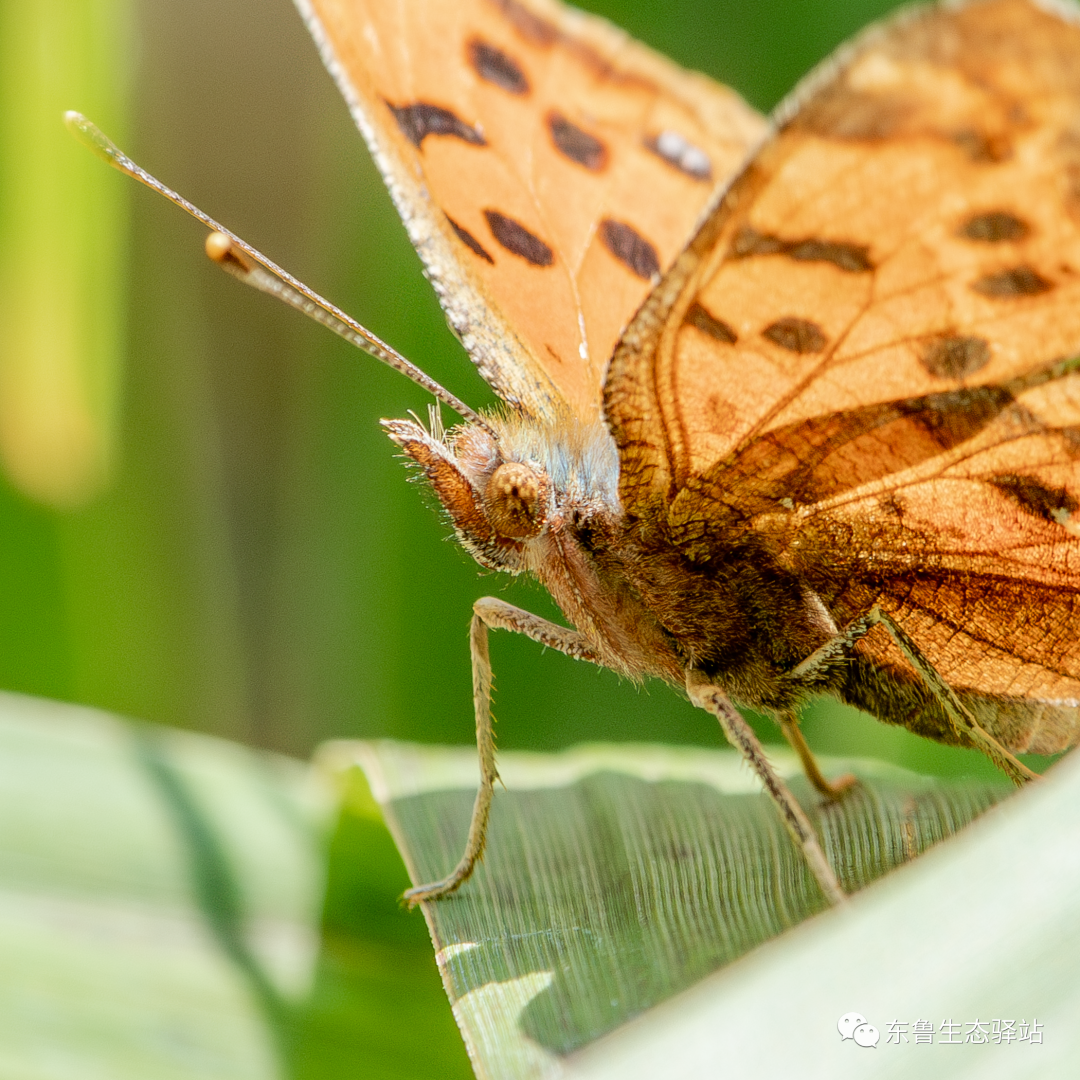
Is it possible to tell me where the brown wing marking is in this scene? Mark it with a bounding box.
[299,0,766,420]
[670,356,1079,531]
[776,426,1080,751]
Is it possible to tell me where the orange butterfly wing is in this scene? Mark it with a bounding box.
[297,0,766,420]
[605,0,1080,750]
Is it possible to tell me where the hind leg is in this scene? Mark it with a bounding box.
[778,711,857,800]
[787,605,1038,787]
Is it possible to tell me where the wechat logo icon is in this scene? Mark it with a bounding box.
[838,1012,879,1048]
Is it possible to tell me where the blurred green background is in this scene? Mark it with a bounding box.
[0,0,1016,781]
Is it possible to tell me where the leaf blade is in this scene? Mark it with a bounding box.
[346,740,1014,1073]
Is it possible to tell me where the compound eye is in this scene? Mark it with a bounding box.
[484,462,546,539]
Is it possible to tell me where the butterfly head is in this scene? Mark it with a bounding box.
[382,413,551,573]
[382,410,619,575]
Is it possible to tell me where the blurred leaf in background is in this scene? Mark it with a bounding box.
[0,693,324,1080]
[0,690,475,1080]
[0,0,129,510]
[0,0,130,706]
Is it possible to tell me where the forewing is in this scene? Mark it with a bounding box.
[297,0,765,420]
[607,0,1080,497]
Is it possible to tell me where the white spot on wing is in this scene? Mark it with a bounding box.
[647,130,712,180]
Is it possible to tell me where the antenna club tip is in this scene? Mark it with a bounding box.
[64,111,123,166]
[205,230,251,272]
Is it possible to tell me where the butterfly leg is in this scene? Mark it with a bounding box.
[778,711,857,800]
[403,597,601,906]
[686,671,846,907]
[789,606,1039,787]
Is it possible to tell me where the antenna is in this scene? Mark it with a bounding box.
[64,111,494,434]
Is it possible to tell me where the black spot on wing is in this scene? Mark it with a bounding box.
[763,317,827,354]
[789,239,872,273]
[484,210,553,266]
[920,334,991,379]
[685,302,737,343]
[733,226,872,273]
[447,216,494,263]
[600,220,659,280]
[467,39,529,95]
[548,113,607,170]
[971,265,1052,297]
[960,211,1030,242]
[988,474,1079,526]
[643,131,711,180]
[389,102,486,148]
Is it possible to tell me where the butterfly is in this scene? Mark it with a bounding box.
[70,0,1080,907]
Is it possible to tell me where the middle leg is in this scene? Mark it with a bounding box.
[687,670,847,907]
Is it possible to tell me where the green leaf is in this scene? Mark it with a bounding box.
[5,691,1070,1078]
[0,691,475,1080]
[566,754,1080,1079]
[0,691,328,1078]
[289,765,475,1080]
[340,740,1030,1076]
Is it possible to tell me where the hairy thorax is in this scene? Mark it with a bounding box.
[383,408,841,710]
